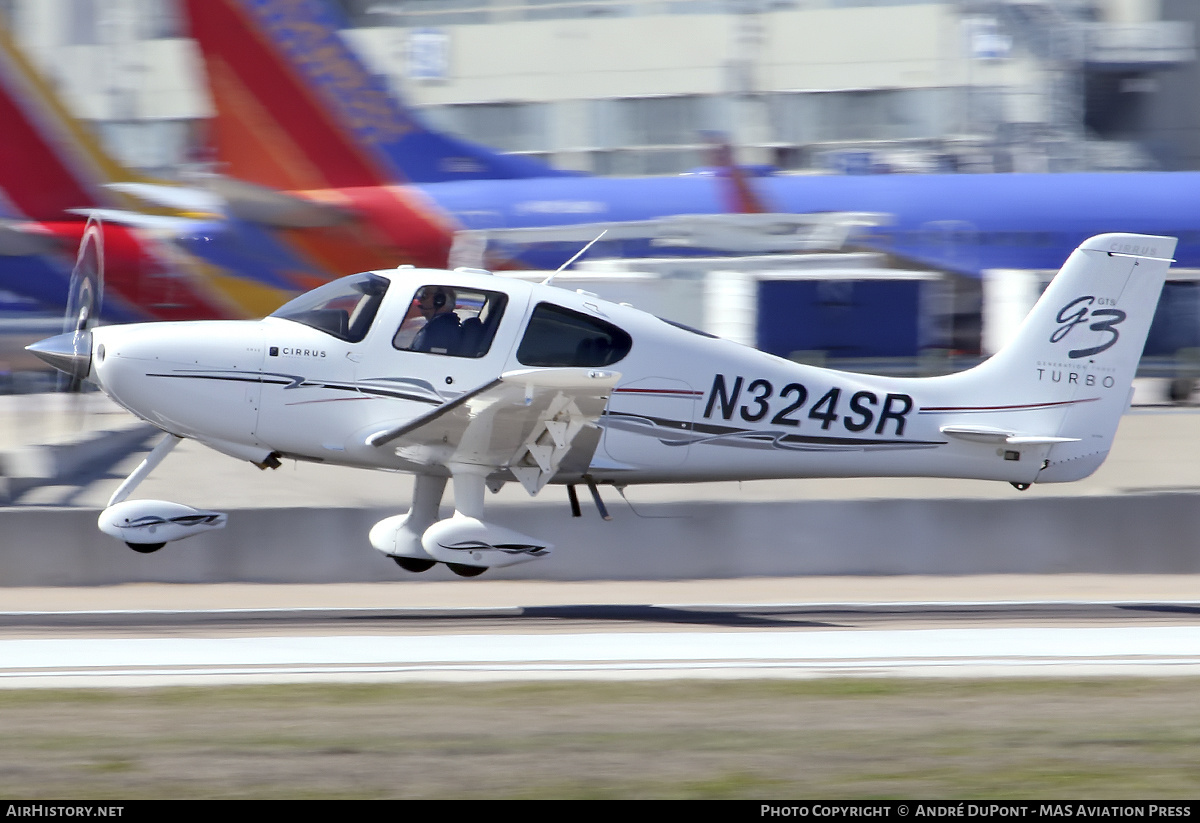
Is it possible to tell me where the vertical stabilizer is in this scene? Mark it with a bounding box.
[703,133,771,214]
[0,24,136,220]
[938,233,1176,483]
[182,0,575,188]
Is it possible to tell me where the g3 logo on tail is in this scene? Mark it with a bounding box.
[1051,296,1126,358]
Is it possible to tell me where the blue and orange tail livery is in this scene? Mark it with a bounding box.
[0,20,327,320]
[182,0,575,188]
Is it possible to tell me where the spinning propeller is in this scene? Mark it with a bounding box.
[61,215,105,390]
[28,215,105,392]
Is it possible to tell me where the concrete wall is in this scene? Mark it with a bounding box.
[3,492,1199,586]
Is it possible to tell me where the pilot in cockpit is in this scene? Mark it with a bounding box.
[404,286,459,354]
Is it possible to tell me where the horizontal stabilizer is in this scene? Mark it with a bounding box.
[110,178,356,229]
[0,220,58,255]
[203,176,356,228]
[106,182,224,214]
[939,425,1079,445]
[66,208,221,234]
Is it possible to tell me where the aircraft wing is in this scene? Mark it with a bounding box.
[366,367,620,494]
[449,211,891,266]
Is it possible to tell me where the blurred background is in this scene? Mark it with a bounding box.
[3,0,1198,177]
[0,3,1198,384]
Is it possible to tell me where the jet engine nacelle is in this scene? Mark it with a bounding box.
[98,499,227,549]
[421,515,552,570]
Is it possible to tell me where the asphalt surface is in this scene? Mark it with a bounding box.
[3,578,1200,686]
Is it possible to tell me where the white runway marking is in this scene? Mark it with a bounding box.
[4,626,1200,687]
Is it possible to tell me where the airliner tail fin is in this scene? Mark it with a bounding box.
[182,0,576,188]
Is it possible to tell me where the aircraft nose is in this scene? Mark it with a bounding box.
[26,330,92,382]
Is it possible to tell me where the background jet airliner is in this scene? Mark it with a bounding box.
[175,0,1200,280]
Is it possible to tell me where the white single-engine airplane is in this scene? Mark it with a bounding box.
[28,232,1175,577]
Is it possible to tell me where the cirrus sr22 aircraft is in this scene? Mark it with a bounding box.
[28,232,1176,577]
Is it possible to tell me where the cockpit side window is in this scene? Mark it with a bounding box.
[516,302,632,367]
[393,285,509,358]
[270,273,388,343]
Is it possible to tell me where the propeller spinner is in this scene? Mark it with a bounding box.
[27,215,105,388]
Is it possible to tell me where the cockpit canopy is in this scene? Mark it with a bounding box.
[271,270,633,368]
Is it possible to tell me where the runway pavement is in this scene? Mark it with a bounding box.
[4,374,1200,687]
[2,576,1199,687]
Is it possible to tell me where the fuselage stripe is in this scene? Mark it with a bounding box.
[144,371,441,404]
[918,398,1100,414]
[613,388,705,396]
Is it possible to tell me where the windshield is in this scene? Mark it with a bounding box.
[271,273,389,343]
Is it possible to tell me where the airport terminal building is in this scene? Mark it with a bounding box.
[1,0,1196,177]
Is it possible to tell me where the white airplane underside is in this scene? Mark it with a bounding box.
[28,234,1178,576]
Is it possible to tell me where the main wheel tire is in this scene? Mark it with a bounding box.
[447,563,487,578]
[126,542,165,554]
[393,556,436,573]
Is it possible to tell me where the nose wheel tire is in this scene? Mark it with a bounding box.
[393,557,436,573]
[447,563,487,578]
[126,542,165,554]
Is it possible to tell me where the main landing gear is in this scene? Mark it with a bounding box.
[371,466,551,578]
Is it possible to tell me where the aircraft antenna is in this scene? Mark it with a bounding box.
[542,229,607,286]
